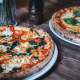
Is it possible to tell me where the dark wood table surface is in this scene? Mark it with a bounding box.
[16,0,80,80]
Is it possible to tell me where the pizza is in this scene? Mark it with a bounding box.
[52,6,80,43]
[0,26,54,80]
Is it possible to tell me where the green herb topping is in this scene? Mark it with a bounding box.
[7,41,20,50]
[26,48,31,53]
[63,18,80,26]
[35,30,40,36]
[69,30,77,34]
[73,10,80,17]
[0,67,4,73]
[28,40,37,45]
[12,67,21,72]
[0,35,10,38]
[33,57,38,60]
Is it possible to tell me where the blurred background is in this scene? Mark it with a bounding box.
[16,0,80,26]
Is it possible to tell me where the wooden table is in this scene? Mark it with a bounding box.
[16,0,80,80]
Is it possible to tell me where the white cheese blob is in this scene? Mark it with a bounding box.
[14,46,23,53]
[0,45,7,52]
[61,12,74,19]
[2,56,31,73]
[75,17,80,22]
[21,42,31,48]
[2,28,13,36]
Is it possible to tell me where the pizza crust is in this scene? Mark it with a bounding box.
[51,6,80,43]
[0,26,55,80]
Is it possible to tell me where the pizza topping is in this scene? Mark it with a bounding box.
[35,30,41,36]
[0,35,10,38]
[12,67,21,72]
[73,10,80,17]
[61,11,74,19]
[63,18,80,26]
[10,26,15,33]
[3,41,20,50]
[0,26,51,74]
[0,45,8,52]
[2,28,13,36]
[59,22,67,29]
[26,48,31,53]
[2,42,8,46]
[34,39,41,44]
[8,37,15,42]
[9,41,20,49]
[0,67,3,73]
[10,52,28,57]
[0,57,12,64]
[28,40,37,45]
[33,57,38,60]
[69,30,78,34]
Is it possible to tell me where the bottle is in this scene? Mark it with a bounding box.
[28,0,45,25]
[0,0,17,26]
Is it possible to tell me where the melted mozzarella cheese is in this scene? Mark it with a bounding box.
[0,45,7,52]
[15,27,30,31]
[2,56,31,73]
[32,34,39,38]
[3,37,12,41]
[21,42,30,48]
[75,17,80,22]
[14,46,23,53]
[61,12,75,19]
[2,28,13,36]
[21,35,28,40]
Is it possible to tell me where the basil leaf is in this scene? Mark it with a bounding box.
[39,40,46,46]
[6,50,11,53]
[28,40,37,45]
[0,35,10,38]
[33,57,38,60]
[69,30,77,34]
[63,18,79,25]
[28,41,34,45]
[9,41,20,49]
[11,52,17,56]
[2,42,8,46]
[37,36,46,47]
[0,67,3,73]
[12,67,21,72]
[26,48,31,53]
[29,53,33,56]
[32,46,38,49]
[73,10,80,17]
[11,52,29,56]
[35,30,40,36]
[18,53,28,56]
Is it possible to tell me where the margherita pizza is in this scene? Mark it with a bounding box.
[0,26,54,80]
[52,6,80,43]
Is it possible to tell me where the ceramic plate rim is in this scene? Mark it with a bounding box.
[22,44,58,80]
[49,19,80,46]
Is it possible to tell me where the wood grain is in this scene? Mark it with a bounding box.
[16,0,80,80]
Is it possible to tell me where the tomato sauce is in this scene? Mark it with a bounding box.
[59,22,67,29]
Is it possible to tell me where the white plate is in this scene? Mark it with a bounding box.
[22,44,58,80]
[49,19,80,46]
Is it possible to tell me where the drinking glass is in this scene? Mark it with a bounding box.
[0,0,17,26]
